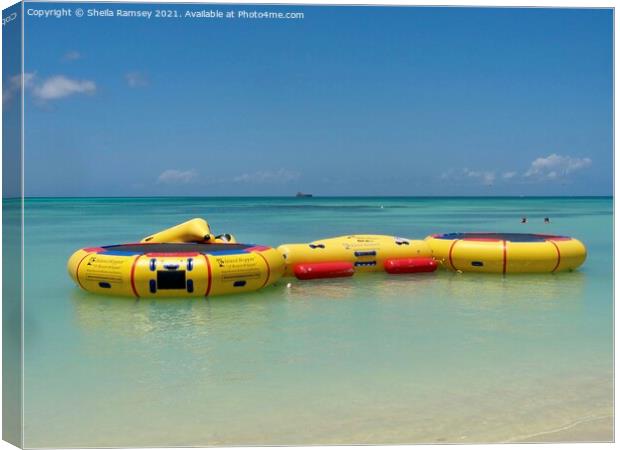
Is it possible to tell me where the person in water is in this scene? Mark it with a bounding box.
[544,217,550,224]
[521,217,528,223]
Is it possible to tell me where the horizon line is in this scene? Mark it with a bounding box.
[6,194,614,200]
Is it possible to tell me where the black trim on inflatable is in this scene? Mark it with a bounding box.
[434,233,567,243]
[102,243,252,254]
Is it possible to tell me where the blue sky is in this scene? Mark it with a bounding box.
[14,4,613,196]
[2,2,21,198]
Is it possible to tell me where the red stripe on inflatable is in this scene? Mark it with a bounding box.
[502,240,507,274]
[146,252,199,257]
[462,238,502,242]
[129,255,141,297]
[83,247,104,253]
[549,240,562,272]
[74,253,91,290]
[534,234,571,241]
[448,240,459,271]
[255,252,271,288]
[203,254,212,296]
[245,245,270,252]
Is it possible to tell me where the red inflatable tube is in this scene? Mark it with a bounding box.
[294,262,355,280]
[384,257,437,274]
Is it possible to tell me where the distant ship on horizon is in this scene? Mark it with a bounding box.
[296,192,313,198]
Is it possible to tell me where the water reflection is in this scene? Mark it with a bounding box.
[283,270,586,306]
[71,269,587,339]
[70,287,281,338]
[443,271,587,308]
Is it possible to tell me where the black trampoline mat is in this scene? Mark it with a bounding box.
[102,242,253,254]
[435,233,566,242]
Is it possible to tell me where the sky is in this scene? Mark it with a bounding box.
[3,2,22,198]
[8,3,614,196]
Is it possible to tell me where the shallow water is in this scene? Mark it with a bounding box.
[21,197,613,446]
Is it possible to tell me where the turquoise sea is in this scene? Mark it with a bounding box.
[20,197,613,446]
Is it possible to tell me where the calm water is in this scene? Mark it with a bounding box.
[21,197,613,446]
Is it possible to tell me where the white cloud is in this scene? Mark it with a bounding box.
[441,153,592,187]
[3,73,35,105]
[22,73,35,88]
[33,75,96,100]
[63,51,81,61]
[233,168,300,183]
[468,170,495,186]
[524,154,592,180]
[155,168,299,186]
[441,168,495,185]
[439,170,452,180]
[157,169,198,184]
[125,71,148,88]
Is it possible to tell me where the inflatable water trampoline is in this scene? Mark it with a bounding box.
[67,242,284,298]
[425,232,587,274]
[67,219,284,298]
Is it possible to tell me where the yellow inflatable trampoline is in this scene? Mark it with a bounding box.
[67,219,284,298]
[425,232,587,273]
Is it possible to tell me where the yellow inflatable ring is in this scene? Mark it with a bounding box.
[68,242,284,298]
[425,232,587,273]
